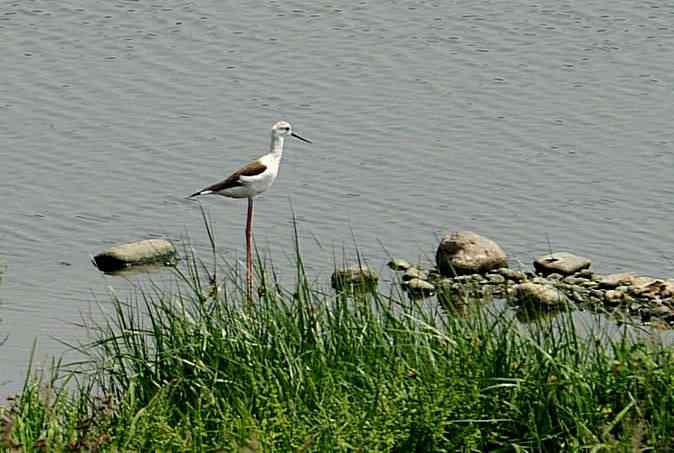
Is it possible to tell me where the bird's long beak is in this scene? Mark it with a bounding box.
[291,132,312,144]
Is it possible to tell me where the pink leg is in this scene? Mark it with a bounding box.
[245,197,254,303]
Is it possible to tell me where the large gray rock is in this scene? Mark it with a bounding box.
[512,282,568,308]
[436,231,507,276]
[94,239,177,272]
[533,252,591,276]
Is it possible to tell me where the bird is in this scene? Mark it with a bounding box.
[189,120,311,302]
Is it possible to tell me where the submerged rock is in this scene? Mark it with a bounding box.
[533,252,591,276]
[387,258,412,271]
[402,267,428,282]
[436,231,507,276]
[403,278,435,297]
[94,239,177,272]
[512,282,568,308]
[331,264,378,291]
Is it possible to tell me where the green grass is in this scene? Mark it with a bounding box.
[2,222,674,451]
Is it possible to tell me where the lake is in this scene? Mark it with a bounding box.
[2,0,674,392]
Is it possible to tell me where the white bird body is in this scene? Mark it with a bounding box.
[207,151,282,199]
[188,120,311,303]
[189,122,309,200]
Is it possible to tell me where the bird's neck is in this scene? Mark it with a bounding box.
[270,135,285,157]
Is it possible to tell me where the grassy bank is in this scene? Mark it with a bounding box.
[2,233,674,451]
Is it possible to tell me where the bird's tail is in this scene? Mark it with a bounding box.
[188,189,213,198]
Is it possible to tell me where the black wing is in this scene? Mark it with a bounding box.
[189,160,267,197]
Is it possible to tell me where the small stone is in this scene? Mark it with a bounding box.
[629,277,664,298]
[573,269,594,279]
[331,264,378,291]
[580,280,599,288]
[387,258,412,271]
[563,276,586,285]
[436,230,508,276]
[512,282,568,308]
[533,252,592,276]
[486,274,506,284]
[650,305,674,321]
[403,267,428,281]
[496,268,526,282]
[532,277,549,285]
[589,289,605,299]
[604,289,624,302]
[434,278,453,290]
[403,278,436,296]
[596,272,635,289]
[547,273,563,281]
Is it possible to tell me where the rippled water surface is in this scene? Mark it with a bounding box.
[2,0,674,391]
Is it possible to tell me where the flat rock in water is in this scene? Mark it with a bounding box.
[387,258,412,271]
[94,239,177,272]
[331,264,378,291]
[512,282,568,308]
[533,252,591,276]
[402,267,428,281]
[436,230,507,276]
[403,278,435,296]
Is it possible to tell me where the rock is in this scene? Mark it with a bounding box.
[331,264,378,291]
[589,289,605,299]
[403,278,435,296]
[94,239,177,272]
[580,280,599,288]
[649,305,674,322]
[426,268,442,282]
[573,269,594,279]
[512,282,568,308]
[563,276,587,285]
[387,258,412,271]
[533,252,591,276]
[402,267,429,282]
[486,274,506,284]
[596,272,635,289]
[496,268,526,282]
[629,277,666,298]
[436,231,507,276]
[604,289,625,303]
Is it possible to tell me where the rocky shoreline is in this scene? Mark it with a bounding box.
[332,230,674,328]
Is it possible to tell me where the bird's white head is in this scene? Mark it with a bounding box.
[271,121,312,143]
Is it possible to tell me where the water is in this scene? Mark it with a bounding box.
[2,0,674,392]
